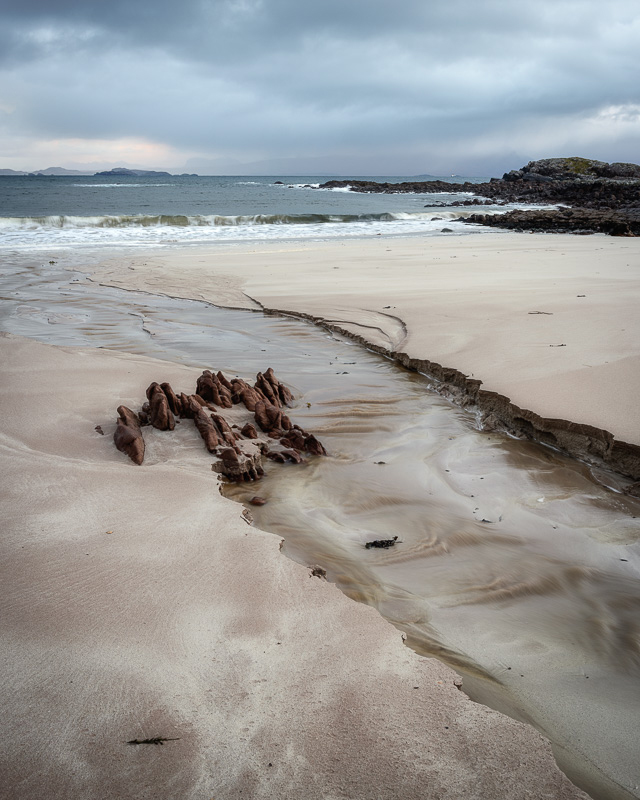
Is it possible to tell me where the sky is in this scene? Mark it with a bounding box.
[1,0,639,176]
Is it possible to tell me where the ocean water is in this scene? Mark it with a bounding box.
[0,173,504,250]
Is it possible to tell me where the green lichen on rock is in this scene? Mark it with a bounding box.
[563,156,598,175]
[519,157,640,180]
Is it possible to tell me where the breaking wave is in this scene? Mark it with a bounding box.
[0,211,460,228]
[0,210,496,249]
[71,183,174,188]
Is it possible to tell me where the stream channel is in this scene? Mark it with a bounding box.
[2,249,640,800]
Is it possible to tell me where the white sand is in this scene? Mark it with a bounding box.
[91,232,640,445]
[0,332,590,799]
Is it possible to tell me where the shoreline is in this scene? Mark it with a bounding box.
[0,333,592,799]
[88,231,640,482]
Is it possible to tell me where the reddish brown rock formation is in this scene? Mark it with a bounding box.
[189,397,220,453]
[111,367,326,481]
[138,402,150,426]
[281,448,305,464]
[241,422,259,439]
[281,413,292,431]
[265,366,294,406]
[254,400,283,435]
[254,400,295,436]
[178,392,193,418]
[232,379,263,412]
[216,371,233,392]
[146,382,175,431]
[303,434,327,456]
[210,413,238,448]
[218,448,264,482]
[114,405,145,465]
[255,367,294,408]
[266,450,287,463]
[255,371,278,406]
[160,382,181,416]
[281,429,306,450]
[196,371,221,406]
[196,370,233,408]
[190,393,210,409]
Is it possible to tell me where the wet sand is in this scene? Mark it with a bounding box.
[0,333,590,800]
[82,230,640,799]
[91,232,640,451]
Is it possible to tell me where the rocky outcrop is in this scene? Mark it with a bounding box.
[318,158,640,236]
[111,368,327,480]
[463,207,640,237]
[506,157,640,181]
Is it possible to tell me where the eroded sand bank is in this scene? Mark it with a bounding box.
[0,333,591,799]
[90,232,640,477]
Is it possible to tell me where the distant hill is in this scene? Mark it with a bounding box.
[0,166,92,176]
[32,167,92,176]
[94,167,173,177]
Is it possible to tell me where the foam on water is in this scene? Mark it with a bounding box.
[71,183,174,187]
[0,210,496,249]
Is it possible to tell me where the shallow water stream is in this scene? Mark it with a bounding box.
[2,250,640,800]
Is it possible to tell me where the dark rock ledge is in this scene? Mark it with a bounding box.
[319,157,640,236]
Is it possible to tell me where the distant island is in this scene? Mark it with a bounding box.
[93,167,197,177]
[0,167,91,176]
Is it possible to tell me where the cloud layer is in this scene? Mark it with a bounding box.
[1,0,639,174]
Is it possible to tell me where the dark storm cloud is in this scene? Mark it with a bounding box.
[1,0,639,173]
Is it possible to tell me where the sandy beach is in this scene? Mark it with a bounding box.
[2,229,639,799]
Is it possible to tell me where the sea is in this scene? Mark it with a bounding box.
[0,173,499,252]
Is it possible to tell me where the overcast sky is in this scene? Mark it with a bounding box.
[1,0,639,175]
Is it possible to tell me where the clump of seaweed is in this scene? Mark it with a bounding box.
[126,737,180,746]
[365,536,400,549]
